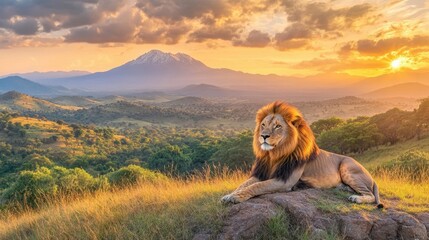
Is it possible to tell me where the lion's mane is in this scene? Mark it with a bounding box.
[251,101,319,181]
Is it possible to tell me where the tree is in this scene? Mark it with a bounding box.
[147,144,192,173]
[310,117,345,137]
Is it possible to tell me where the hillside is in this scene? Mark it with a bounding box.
[50,96,101,107]
[0,76,59,96]
[162,96,213,106]
[174,84,240,98]
[0,91,79,111]
[363,82,429,99]
[1,135,429,239]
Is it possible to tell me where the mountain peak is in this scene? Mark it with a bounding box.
[130,50,200,65]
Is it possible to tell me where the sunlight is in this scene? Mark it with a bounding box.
[390,57,404,69]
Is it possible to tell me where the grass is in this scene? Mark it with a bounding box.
[353,136,429,169]
[1,137,429,239]
[0,170,245,240]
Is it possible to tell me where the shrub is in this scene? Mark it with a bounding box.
[108,165,168,187]
[375,150,429,182]
[1,168,57,208]
[1,167,108,208]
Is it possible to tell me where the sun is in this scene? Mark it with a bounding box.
[390,58,404,69]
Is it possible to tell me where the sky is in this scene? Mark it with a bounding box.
[0,0,428,77]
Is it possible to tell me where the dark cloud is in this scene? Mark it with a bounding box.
[340,35,429,55]
[189,24,240,42]
[65,11,136,43]
[233,30,271,47]
[0,17,39,35]
[136,20,190,44]
[135,0,229,22]
[281,1,376,31]
[274,23,313,50]
[0,0,127,33]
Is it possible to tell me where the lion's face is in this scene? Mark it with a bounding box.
[258,114,288,151]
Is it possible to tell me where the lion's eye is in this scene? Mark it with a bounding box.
[262,123,266,127]
[275,125,282,129]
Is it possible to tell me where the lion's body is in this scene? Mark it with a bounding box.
[221,101,383,208]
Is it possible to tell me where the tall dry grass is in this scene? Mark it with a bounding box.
[0,168,246,240]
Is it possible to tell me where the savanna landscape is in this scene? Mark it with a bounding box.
[1,0,429,239]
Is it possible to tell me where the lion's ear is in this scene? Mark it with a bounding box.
[292,116,302,127]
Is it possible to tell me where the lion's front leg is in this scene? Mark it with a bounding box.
[221,177,259,203]
[222,167,304,204]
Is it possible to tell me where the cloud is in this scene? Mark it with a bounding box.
[0,17,39,35]
[135,0,229,22]
[0,29,60,49]
[233,30,271,47]
[65,10,136,43]
[0,0,128,34]
[340,35,429,55]
[281,1,377,31]
[274,23,313,50]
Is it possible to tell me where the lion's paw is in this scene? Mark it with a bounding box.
[220,193,246,204]
[348,195,363,203]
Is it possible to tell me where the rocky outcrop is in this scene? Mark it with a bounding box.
[200,189,429,240]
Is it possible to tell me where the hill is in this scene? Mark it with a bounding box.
[174,84,240,98]
[362,82,429,99]
[50,96,101,107]
[1,135,429,239]
[0,91,79,111]
[0,76,59,96]
[162,96,213,106]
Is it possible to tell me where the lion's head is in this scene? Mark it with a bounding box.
[253,101,319,161]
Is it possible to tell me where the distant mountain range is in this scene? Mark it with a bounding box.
[1,50,428,99]
[0,76,59,96]
[1,71,91,81]
[362,82,429,99]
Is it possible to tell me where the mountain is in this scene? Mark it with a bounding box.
[362,82,429,99]
[352,69,429,92]
[1,71,91,82]
[0,76,60,96]
[37,50,301,93]
[0,91,79,111]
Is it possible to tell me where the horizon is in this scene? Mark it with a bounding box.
[1,0,428,79]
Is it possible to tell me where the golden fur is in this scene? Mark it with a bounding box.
[221,101,383,208]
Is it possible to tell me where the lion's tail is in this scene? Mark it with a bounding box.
[373,182,384,209]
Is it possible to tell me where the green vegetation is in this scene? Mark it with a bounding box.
[0,98,428,238]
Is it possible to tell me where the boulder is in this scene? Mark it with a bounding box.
[208,189,429,240]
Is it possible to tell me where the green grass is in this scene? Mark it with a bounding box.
[352,136,429,169]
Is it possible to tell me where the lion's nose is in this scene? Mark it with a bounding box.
[261,134,270,140]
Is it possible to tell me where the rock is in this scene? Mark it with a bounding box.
[217,198,278,240]
[416,213,429,238]
[207,189,429,240]
[389,211,427,240]
[339,213,373,240]
[370,217,398,240]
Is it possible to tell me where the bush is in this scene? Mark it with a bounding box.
[1,167,108,208]
[1,168,57,208]
[108,165,168,187]
[375,150,429,182]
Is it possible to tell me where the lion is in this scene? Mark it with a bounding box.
[221,101,383,208]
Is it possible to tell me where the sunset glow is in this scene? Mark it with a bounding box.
[0,0,428,78]
[391,58,403,69]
